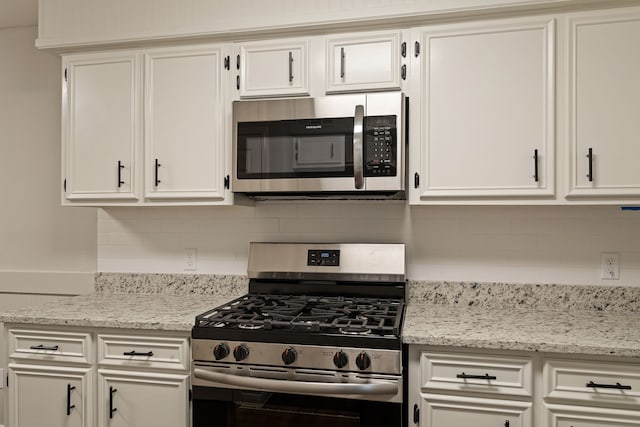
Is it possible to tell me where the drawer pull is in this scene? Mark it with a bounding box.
[586,380,632,390]
[29,344,59,351]
[456,372,497,380]
[123,350,154,357]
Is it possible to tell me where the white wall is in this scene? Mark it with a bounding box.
[0,26,97,290]
[98,203,640,286]
[0,26,97,425]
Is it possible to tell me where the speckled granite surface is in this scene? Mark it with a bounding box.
[95,272,248,298]
[2,274,639,357]
[0,293,240,331]
[408,281,640,312]
[404,281,640,357]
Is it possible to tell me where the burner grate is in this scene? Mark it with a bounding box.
[195,293,404,337]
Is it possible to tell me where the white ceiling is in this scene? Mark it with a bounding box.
[0,0,38,29]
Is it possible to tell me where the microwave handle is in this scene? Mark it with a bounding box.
[353,104,365,189]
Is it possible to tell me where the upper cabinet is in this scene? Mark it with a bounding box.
[62,44,233,206]
[326,30,404,93]
[237,39,309,98]
[566,7,640,199]
[409,17,556,204]
[144,46,227,201]
[63,52,142,202]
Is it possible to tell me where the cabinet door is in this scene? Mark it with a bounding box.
[409,17,555,203]
[567,8,640,198]
[326,31,403,93]
[98,370,189,427]
[63,52,141,202]
[9,364,92,427]
[144,45,226,201]
[239,39,309,98]
[420,394,532,427]
[546,404,640,427]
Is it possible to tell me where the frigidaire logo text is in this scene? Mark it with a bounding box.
[305,125,322,129]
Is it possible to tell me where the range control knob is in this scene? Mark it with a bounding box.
[233,344,250,361]
[213,343,230,360]
[333,350,349,368]
[282,347,297,365]
[356,352,371,370]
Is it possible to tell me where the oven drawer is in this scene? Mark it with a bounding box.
[419,351,533,397]
[544,358,640,408]
[97,334,189,371]
[8,328,93,364]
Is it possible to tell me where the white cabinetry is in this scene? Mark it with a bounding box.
[62,45,231,206]
[566,7,640,199]
[409,17,555,203]
[96,333,190,427]
[144,46,227,201]
[7,329,94,427]
[62,52,141,202]
[409,348,533,427]
[326,31,404,93]
[5,327,190,427]
[543,358,640,426]
[237,39,309,98]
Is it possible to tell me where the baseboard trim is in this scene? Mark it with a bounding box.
[0,271,94,295]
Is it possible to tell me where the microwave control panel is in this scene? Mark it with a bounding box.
[364,115,397,177]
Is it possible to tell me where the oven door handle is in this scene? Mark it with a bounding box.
[193,368,398,396]
[353,104,365,190]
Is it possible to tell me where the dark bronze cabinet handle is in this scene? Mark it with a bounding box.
[456,372,497,380]
[123,350,154,357]
[586,380,631,390]
[533,149,539,182]
[118,161,125,188]
[288,51,294,82]
[109,386,118,419]
[67,384,76,416]
[586,147,593,182]
[30,344,59,351]
[154,158,161,186]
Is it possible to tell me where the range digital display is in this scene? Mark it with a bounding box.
[307,249,340,266]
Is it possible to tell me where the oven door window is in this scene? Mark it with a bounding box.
[193,389,401,427]
[236,118,354,179]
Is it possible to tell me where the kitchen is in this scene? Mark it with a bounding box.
[1,0,640,426]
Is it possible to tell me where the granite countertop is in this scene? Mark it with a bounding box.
[0,293,238,332]
[403,281,640,358]
[1,274,638,358]
[402,303,640,358]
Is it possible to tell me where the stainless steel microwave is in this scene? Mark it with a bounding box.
[232,92,406,199]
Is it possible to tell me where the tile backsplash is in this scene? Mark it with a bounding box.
[98,203,640,286]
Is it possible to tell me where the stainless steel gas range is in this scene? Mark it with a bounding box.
[191,242,406,427]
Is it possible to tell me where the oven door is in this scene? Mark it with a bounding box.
[192,364,403,427]
[192,387,402,427]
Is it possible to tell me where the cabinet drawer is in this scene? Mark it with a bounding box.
[8,328,93,364]
[420,352,533,397]
[544,359,640,408]
[97,334,189,371]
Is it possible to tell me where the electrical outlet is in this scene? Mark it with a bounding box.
[601,252,620,280]
[184,248,197,271]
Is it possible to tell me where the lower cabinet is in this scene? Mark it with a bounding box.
[97,370,189,427]
[6,325,190,427]
[420,394,531,427]
[8,364,93,427]
[545,404,640,427]
[409,346,640,427]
